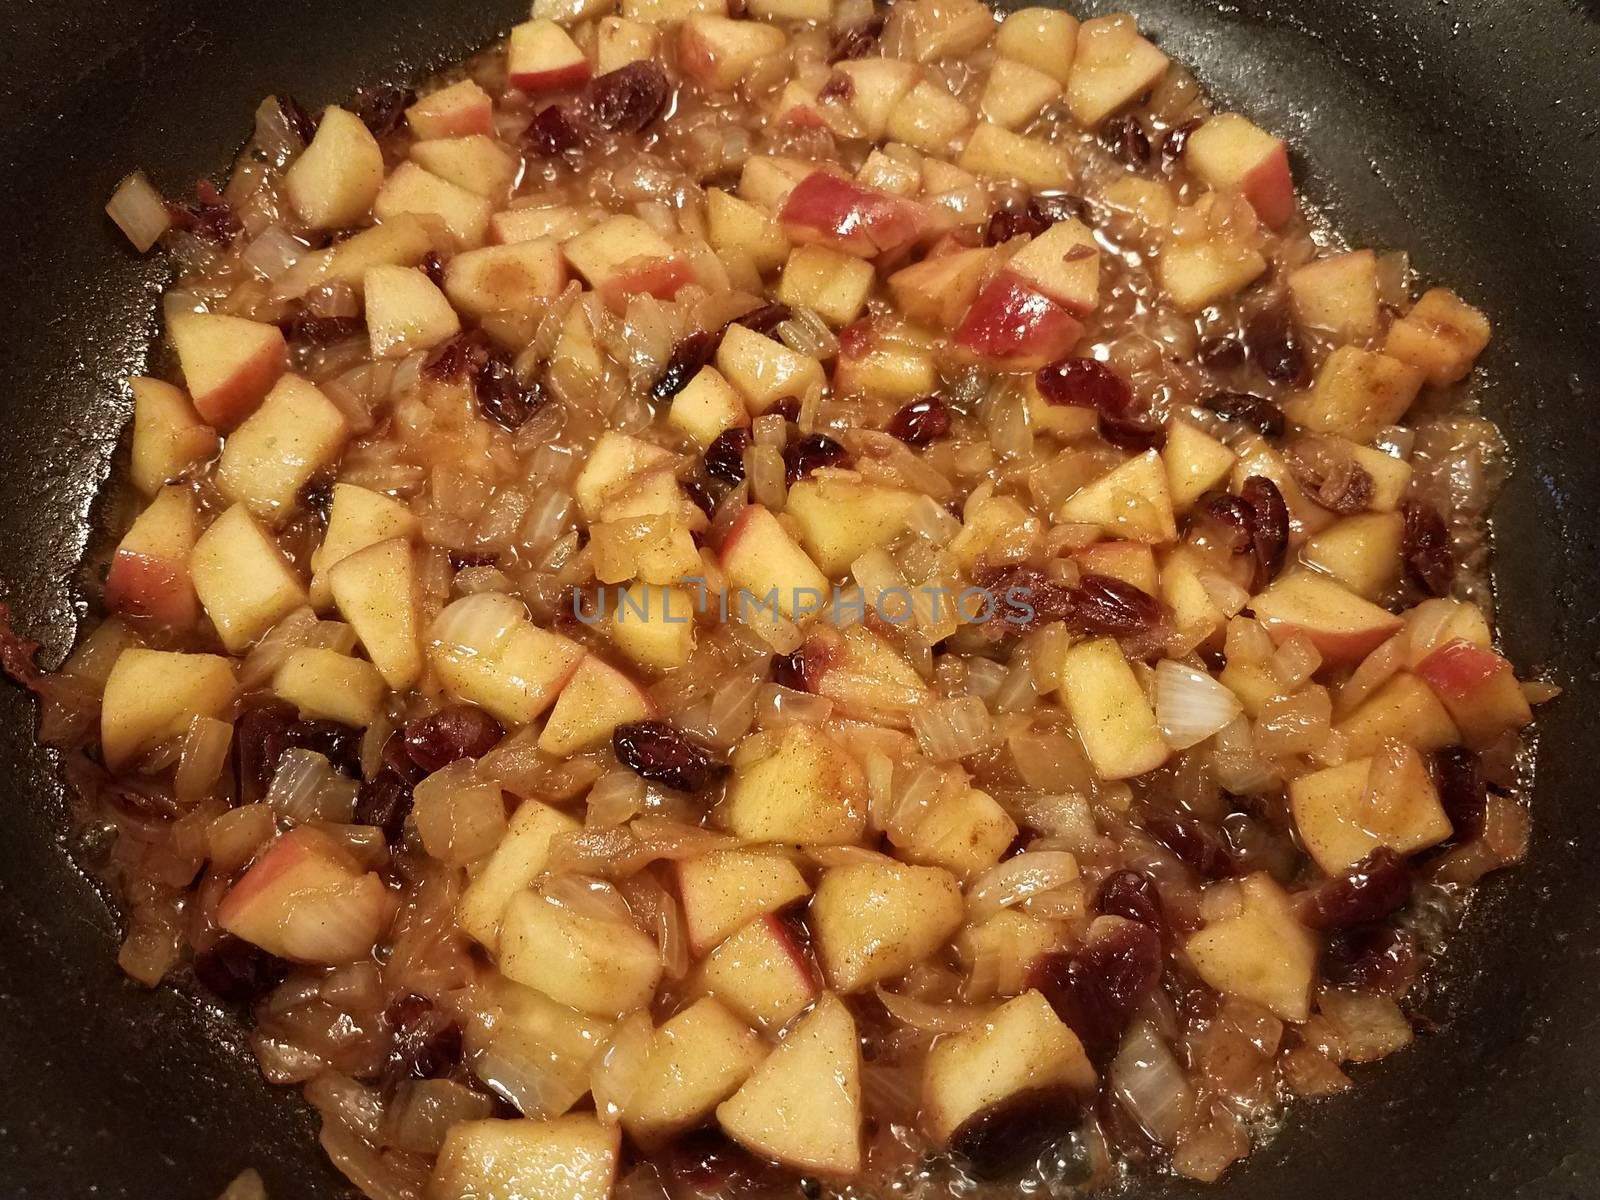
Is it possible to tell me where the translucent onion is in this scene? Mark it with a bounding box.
[1209,717,1279,794]
[910,695,993,761]
[382,1079,495,1155]
[267,749,356,823]
[1155,660,1242,750]
[430,591,527,654]
[318,1117,430,1200]
[966,850,1081,923]
[586,769,648,828]
[544,874,635,925]
[242,224,307,282]
[591,1009,655,1123]
[217,1168,268,1200]
[1337,631,1407,715]
[207,804,276,873]
[105,171,172,252]
[1110,1021,1194,1147]
[174,714,234,802]
[875,986,994,1033]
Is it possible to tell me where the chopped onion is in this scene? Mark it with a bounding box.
[1155,660,1242,749]
[217,1168,268,1200]
[544,875,635,925]
[875,986,994,1033]
[305,1071,386,1141]
[381,1079,495,1155]
[106,171,172,252]
[1110,1021,1194,1147]
[910,695,993,761]
[471,1040,591,1121]
[207,804,275,873]
[318,1117,430,1200]
[591,1009,655,1123]
[1209,716,1279,794]
[175,715,233,802]
[966,850,1081,923]
[275,875,388,964]
[412,764,506,865]
[242,224,308,282]
[1338,631,1407,715]
[430,591,527,655]
[267,748,357,824]
[586,769,648,827]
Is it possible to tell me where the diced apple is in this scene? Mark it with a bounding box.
[801,624,931,724]
[716,992,861,1176]
[958,911,1064,998]
[430,1116,618,1200]
[608,582,698,670]
[833,58,920,141]
[1100,174,1176,234]
[443,239,565,321]
[322,214,437,288]
[623,998,766,1147]
[995,8,1079,85]
[668,366,747,447]
[979,58,1063,130]
[563,214,693,308]
[100,648,236,770]
[1159,545,1229,648]
[832,324,938,400]
[1075,540,1158,595]
[308,483,418,609]
[1300,513,1404,600]
[191,504,308,653]
[458,799,581,948]
[1185,874,1316,1021]
[168,311,287,430]
[407,80,495,140]
[897,0,994,61]
[947,492,1041,571]
[1414,639,1533,747]
[373,160,492,249]
[1162,419,1236,513]
[778,172,930,261]
[621,0,728,21]
[706,187,791,274]
[1006,219,1100,315]
[103,485,200,628]
[216,374,349,521]
[954,271,1083,370]
[493,203,597,245]
[572,430,676,520]
[1283,346,1425,442]
[467,974,613,1118]
[1230,434,1334,539]
[677,849,811,957]
[534,0,617,23]
[364,264,461,358]
[1185,113,1295,228]
[411,135,519,199]
[508,19,592,94]
[885,80,976,154]
[887,246,995,329]
[1288,249,1379,342]
[1404,597,1493,668]
[1056,450,1177,544]
[596,16,659,74]
[812,860,963,992]
[428,593,584,725]
[737,154,815,214]
[1159,209,1268,312]
[329,537,423,690]
[747,0,829,18]
[1250,570,1403,666]
[273,647,385,728]
[283,106,384,230]
[128,377,219,495]
[679,15,787,89]
[499,888,662,1017]
[959,121,1073,190]
[718,504,830,623]
[1384,287,1492,386]
[1334,672,1460,757]
[1026,373,1100,440]
[725,722,867,844]
[1289,754,1451,874]
[1065,13,1169,127]
[777,244,875,327]
[1057,636,1170,780]
[537,655,656,757]
[697,914,820,1030]
[785,476,917,576]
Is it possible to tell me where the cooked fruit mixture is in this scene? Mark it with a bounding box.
[54,0,1552,1195]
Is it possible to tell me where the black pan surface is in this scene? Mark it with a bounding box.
[0,1,1597,1196]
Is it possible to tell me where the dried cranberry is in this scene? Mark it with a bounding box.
[704,427,752,485]
[1102,115,1151,167]
[771,649,812,692]
[1240,475,1289,587]
[300,478,335,523]
[1288,438,1376,515]
[653,329,720,400]
[192,934,290,1006]
[1300,848,1413,931]
[1402,499,1454,596]
[783,433,848,484]
[404,704,505,774]
[475,353,545,431]
[1030,919,1163,1062]
[729,301,793,337]
[419,251,447,288]
[1036,356,1132,415]
[886,396,951,447]
[1069,574,1164,639]
[351,83,415,138]
[1161,117,1205,169]
[972,564,1075,631]
[1432,747,1486,838]
[829,13,885,61]
[1243,309,1307,385]
[386,994,463,1081]
[1324,924,1419,995]
[661,1128,794,1198]
[613,720,727,793]
[587,61,671,133]
[766,395,802,421]
[279,312,365,345]
[423,330,488,381]
[1196,333,1246,372]
[1190,492,1254,555]
[168,180,241,246]
[951,1087,1079,1180]
[236,702,362,799]
[1095,870,1167,940]
[524,102,589,156]
[985,194,1089,245]
[355,770,414,842]
[1098,413,1167,451]
[683,477,716,521]
[1200,390,1285,438]
[1145,811,1234,879]
[278,94,319,145]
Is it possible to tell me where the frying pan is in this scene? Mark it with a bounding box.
[0,0,1596,1196]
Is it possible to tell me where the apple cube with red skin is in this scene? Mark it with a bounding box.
[168,312,287,431]
[679,15,787,90]
[677,849,811,957]
[725,722,868,845]
[718,504,830,622]
[431,1116,619,1200]
[1005,219,1101,315]
[216,374,349,522]
[100,648,236,770]
[283,106,384,230]
[958,122,1073,190]
[1415,639,1533,747]
[407,79,494,140]
[1289,249,1380,342]
[273,647,386,728]
[697,914,820,1031]
[411,135,519,199]
[499,888,663,1017]
[1334,672,1461,758]
[887,246,994,329]
[1057,637,1170,780]
[1185,874,1317,1021]
[373,160,492,249]
[329,537,424,690]
[1185,113,1296,229]
[1283,346,1425,442]
[217,827,388,965]
[1289,753,1451,874]
[444,239,566,321]
[191,505,308,653]
[778,172,929,261]
[128,377,219,496]
[996,8,1080,85]
[812,860,964,992]
[922,989,1096,1146]
[428,593,584,726]
[563,215,694,309]
[1066,13,1169,127]
[508,19,592,94]
[716,992,861,1176]
[104,485,200,629]
[458,798,580,949]
[1057,450,1178,544]
[954,271,1084,370]
[365,264,461,358]
[1384,287,1492,386]
[738,155,815,214]
[308,483,418,608]
[1250,570,1404,667]
[1404,597,1493,667]
[623,998,766,1148]
[537,655,656,757]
